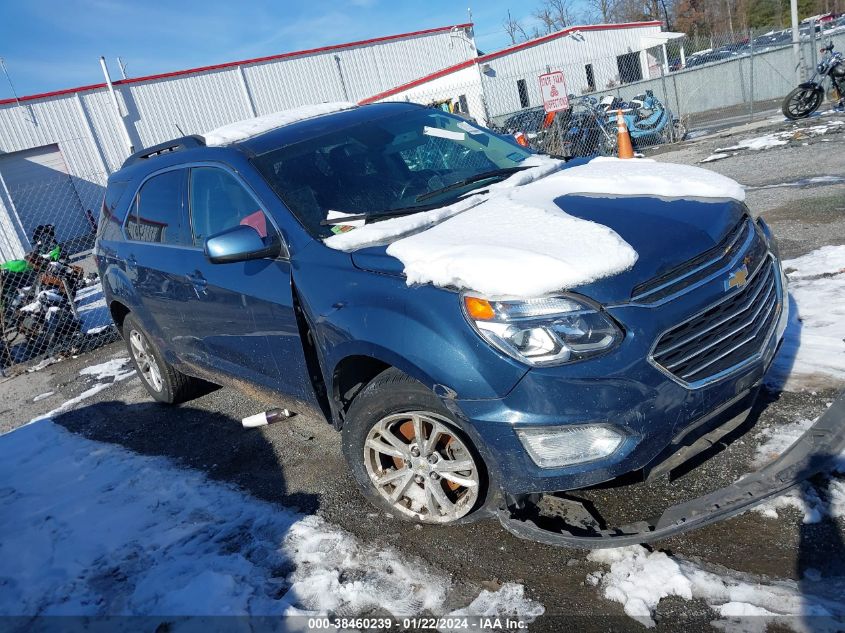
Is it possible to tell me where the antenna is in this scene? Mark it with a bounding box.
[0,58,35,124]
[175,122,185,135]
[116,56,128,79]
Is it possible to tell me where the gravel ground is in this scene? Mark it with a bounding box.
[2,110,844,631]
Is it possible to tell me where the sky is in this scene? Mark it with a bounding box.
[0,0,561,99]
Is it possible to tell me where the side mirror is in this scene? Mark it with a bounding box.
[204,224,282,264]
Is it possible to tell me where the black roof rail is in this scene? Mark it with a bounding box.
[122,135,206,168]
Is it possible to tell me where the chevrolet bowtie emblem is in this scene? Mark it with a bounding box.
[725,265,749,291]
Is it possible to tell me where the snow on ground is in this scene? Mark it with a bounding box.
[767,246,845,391]
[32,391,54,402]
[79,356,135,381]
[587,545,845,631]
[0,418,543,624]
[203,103,356,146]
[716,120,844,152]
[29,356,136,423]
[700,152,733,163]
[746,176,845,190]
[328,156,746,297]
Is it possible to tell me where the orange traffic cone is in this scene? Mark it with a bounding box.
[616,109,634,159]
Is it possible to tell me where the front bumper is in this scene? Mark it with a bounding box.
[497,389,845,547]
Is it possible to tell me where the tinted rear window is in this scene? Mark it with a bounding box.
[125,169,188,246]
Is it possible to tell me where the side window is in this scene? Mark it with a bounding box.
[189,167,268,246]
[125,170,186,245]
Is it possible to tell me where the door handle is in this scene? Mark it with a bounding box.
[126,255,138,272]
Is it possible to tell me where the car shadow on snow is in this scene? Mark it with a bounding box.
[51,399,320,515]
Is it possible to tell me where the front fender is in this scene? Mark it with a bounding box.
[797,81,824,91]
[292,246,528,402]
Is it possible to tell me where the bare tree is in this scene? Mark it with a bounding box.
[533,0,577,32]
[584,0,618,21]
[503,9,530,44]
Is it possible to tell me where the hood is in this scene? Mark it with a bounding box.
[351,194,747,304]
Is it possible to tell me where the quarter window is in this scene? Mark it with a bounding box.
[189,167,268,246]
[125,170,186,245]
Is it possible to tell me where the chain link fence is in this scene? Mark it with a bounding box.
[371,19,845,156]
[1,171,117,376]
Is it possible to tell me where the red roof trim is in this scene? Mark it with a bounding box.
[358,20,663,104]
[0,22,473,107]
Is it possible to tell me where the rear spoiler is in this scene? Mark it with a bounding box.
[498,390,845,548]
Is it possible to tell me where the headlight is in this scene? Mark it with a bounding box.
[517,425,625,468]
[462,294,623,366]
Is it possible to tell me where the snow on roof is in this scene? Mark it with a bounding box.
[203,102,356,146]
[325,156,746,297]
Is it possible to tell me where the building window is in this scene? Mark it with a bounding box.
[616,53,643,84]
[585,64,596,92]
[516,79,530,109]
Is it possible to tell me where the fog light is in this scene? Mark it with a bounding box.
[516,425,624,468]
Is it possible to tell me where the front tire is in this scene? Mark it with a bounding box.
[782,86,823,120]
[342,368,488,524]
[123,313,202,404]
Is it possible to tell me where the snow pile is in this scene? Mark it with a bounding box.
[717,120,844,152]
[587,545,845,630]
[0,419,543,621]
[555,157,746,201]
[203,102,356,146]
[767,245,845,391]
[385,193,638,297]
[700,152,733,163]
[751,415,845,524]
[328,156,746,296]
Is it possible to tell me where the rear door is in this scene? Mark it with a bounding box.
[122,168,195,358]
[180,164,314,402]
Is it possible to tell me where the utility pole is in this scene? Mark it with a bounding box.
[790,0,801,82]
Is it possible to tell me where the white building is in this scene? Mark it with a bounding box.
[361,21,677,126]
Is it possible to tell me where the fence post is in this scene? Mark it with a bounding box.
[748,28,755,122]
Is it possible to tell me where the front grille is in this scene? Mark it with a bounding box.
[651,258,780,385]
[632,217,754,304]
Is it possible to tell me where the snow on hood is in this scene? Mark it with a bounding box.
[325,156,746,297]
[203,102,356,146]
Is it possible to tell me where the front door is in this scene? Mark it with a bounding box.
[181,165,314,403]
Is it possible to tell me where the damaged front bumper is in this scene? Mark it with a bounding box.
[497,390,845,548]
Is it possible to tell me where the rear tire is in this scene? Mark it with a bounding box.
[342,368,489,524]
[123,313,202,404]
[782,87,823,120]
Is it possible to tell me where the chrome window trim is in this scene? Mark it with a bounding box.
[646,253,786,390]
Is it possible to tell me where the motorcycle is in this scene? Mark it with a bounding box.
[598,90,685,147]
[782,42,845,120]
[1,225,88,363]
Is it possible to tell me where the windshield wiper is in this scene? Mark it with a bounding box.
[414,166,529,203]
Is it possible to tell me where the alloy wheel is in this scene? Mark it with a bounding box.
[363,411,480,524]
[129,329,163,392]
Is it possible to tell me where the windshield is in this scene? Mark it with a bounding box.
[252,108,533,238]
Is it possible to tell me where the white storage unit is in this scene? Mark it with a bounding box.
[362,21,666,124]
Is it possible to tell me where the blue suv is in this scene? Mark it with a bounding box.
[95,103,794,543]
